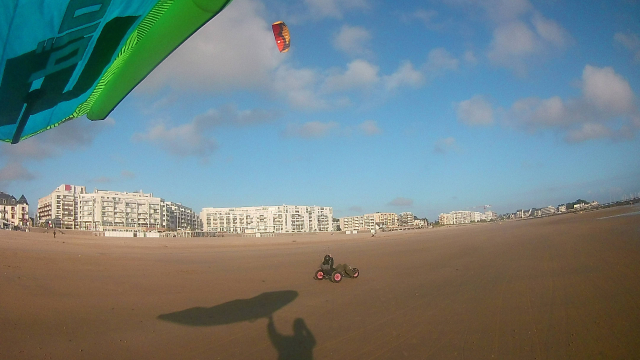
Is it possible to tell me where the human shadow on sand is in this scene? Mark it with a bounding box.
[268,316,315,360]
[157,290,298,326]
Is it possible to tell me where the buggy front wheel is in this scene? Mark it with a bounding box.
[314,270,325,280]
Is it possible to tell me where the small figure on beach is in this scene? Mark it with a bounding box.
[53,229,56,238]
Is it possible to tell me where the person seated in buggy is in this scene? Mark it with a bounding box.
[316,254,359,282]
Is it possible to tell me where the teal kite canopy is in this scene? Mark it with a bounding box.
[0,0,233,144]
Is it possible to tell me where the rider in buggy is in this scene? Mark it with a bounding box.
[314,254,359,283]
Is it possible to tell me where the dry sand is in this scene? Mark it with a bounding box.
[1,205,639,359]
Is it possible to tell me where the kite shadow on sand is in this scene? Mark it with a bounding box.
[157,290,298,326]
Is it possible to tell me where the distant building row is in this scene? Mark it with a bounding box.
[438,210,498,225]
[339,211,426,232]
[201,205,333,233]
[35,184,333,234]
[37,184,199,231]
[0,191,29,228]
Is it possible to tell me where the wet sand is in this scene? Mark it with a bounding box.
[1,205,639,359]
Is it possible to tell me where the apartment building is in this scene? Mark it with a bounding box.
[438,213,454,225]
[484,211,497,221]
[368,212,399,229]
[540,206,557,216]
[37,184,86,229]
[399,212,415,227]
[0,192,29,228]
[78,190,163,231]
[163,202,200,231]
[201,205,333,233]
[340,215,365,232]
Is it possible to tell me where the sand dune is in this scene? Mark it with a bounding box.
[1,205,639,359]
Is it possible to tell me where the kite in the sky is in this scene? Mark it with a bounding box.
[272,21,290,53]
[0,0,233,144]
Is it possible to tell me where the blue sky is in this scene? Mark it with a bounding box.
[1,0,640,221]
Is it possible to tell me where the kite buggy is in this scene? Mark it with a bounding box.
[314,254,359,283]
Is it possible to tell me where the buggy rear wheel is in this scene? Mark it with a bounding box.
[314,270,324,280]
[331,271,342,283]
[352,268,359,278]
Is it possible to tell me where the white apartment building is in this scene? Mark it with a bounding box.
[340,215,365,232]
[368,212,399,229]
[163,202,200,231]
[484,211,497,221]
[540,206,557,216]
[399,212,415,227]
[451,211,472,224]
[79,190,163,231]
[470,211,484,222]
[201,205,333,234]
[37,184,86,229]
[0,192,29,228]
[438,213,454,225]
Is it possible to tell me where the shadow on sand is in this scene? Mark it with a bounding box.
[268,316,315,360]
[157,290,298,326]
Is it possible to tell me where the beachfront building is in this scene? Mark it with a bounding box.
[484,211,497,221]
[438,213,454,225]
[470,211,484,222]
[78,190,163,231]
[163,202,200,231]
[540,206,557,216]
[367,212,399,230]
[37,184,86,229]
[0,192,29,228]
[414,218,427,228]
[399,212,415,227]
[340,215,365,232]
[201,205,333,234]
[452,211,472,224]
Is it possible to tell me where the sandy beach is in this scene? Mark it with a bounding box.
[1,205,639,359]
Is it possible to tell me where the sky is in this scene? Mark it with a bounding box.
[1,0,640,221]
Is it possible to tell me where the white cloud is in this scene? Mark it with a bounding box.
[135,122,219,158]
[388,197,414,207]
[456,95,495,126]
[509,96,568,129]
[323,59,380,92]
[503,65,638,142]
[138,0,282,93]
[614,32,640,62]
[0,117,114,185]
[487,21,537,71]
[582,65,635,115]
[121,170,136,179]
[305,0,368,19]
[565,123,612,143]
[359,120,381,135]
[273,65,327,110]
[0,162,35,185]
[425,48,460,75]
[434,137,459,154]
[333,25,372,57]
[283,121,339,138]
[400,9,448,31]
[464,50,478,65]
[134,105,278,158]
[531,12,571,48]
[383,61,424,90]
